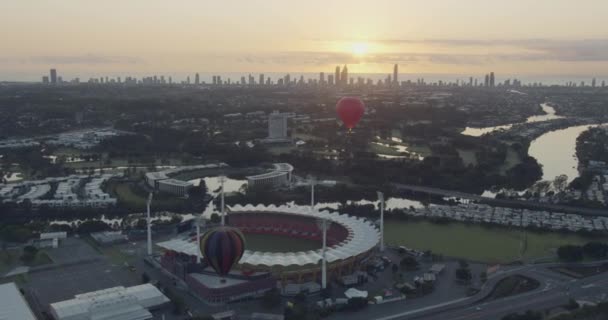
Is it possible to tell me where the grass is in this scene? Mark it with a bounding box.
[384,220,606,263]
[457,149,478,166]
[244,233,321,253]
[110,181,185,210]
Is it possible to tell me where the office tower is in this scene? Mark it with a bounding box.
[393,64,398,85]
[50,69,57,84]
[484,74,489,87]
[216,76,221,84]
[469,77,473,86]
[259,74,264,86]
[195,73,200,85]
[592,78,596,88]
[42,76,49,84]
[341,65,348,85]
[335,66,340,85]
[268,111,288,140]
[212,76,217,85]
[169,77,173,84]
[241,76,246,85]
[602,80,606,88]
[489,72,495,87]
[248,74,254,85]
[299,75,304,84]
[285,74,291,85]
[474,78,478,86]
[319,72,325,84]
[328,74,334,86]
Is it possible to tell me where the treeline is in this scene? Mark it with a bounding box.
[557,242,608,262]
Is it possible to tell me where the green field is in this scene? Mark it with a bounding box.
[110,182,186,210]
[244,234,321,253]
[384,220,606,263]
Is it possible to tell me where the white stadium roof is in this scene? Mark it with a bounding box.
[0,282,36,320]
[157,204,380,267]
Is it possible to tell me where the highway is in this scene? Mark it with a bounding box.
[392,183,608,217]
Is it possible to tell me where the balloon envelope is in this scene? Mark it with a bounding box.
[200,226,246,276]
[336,97,365,129]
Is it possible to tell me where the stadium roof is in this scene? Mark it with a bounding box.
[0,282,36,320]
[157,204,380,267]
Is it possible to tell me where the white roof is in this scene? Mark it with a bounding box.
[0,282,36,320]
[246,163,293,181]
[344,288,368,299]
[50,284,168,320]
[157,204,380,267]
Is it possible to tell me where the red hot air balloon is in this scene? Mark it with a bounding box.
[200,226,246,277]
[336,97,365,130]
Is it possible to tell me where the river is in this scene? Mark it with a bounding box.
[528,124,600,182]
[462,103,562,137]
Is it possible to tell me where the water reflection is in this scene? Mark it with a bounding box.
[462,103,562,137]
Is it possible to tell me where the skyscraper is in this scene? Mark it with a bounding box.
[489,72,495,87]
[592,78,597,88]
[469,77,473,86]
[50,69,57,84]
[259,74,265,86]
[328,74,334,86]
[195,73,200,85]
[484,74,489,87]
[319,72,325,84]
[341,65,348,85]
[335,66,340,86]
[393,64,398,85]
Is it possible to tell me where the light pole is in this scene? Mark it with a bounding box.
[195,215,205,263]
[146,192,154,256]
[219,175,226,226]
[377,191,385,252]
[309,175,315,213]
[316,218,331,289]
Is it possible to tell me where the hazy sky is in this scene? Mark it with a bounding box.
[2,0,608,80]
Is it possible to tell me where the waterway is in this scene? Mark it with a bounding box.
[528,124,601,182]
[462,103,562,137]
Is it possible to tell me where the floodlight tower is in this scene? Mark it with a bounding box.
[146,192,154,256]
[195,215,205,263]
[310,175,329,289]
[377,191,385,252]
[219,175,226,226]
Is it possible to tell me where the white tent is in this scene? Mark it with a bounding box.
[344,288,368,299]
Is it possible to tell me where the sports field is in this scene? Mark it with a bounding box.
[244,233,321,253]
[384,220,607,263]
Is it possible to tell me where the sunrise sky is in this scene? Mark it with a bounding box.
[2,0,608,80]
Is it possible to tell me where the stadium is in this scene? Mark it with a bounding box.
[156,204,380,302]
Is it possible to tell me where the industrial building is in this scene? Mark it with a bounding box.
[0,282,37,320]
[49,284,169,320]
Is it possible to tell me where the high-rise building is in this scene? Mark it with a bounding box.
[42,76,49,84]
[50,69,57,84]
[267,111,288,140]
[592,78,596,88]
[195,73,200,85]
[341,65,348,85]
[319,72,325,84]
[393,64,398,85]
[241,76,246,85]
[285,74,291,85]
[259,74,264,86]
[602,80,606,88]
[484,74,489,87]
[328,74,334,86]
[335,66,340,85]
[489,72,495,87]
[469,77,473,86]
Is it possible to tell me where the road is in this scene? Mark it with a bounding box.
[393,183,608,217]
[326,260,608,320]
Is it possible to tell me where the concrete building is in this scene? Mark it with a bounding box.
[157,178,193,197]
[0,282,36,320]
[246,163,293,188]
[49,284,169,320]
[267,111,288,140]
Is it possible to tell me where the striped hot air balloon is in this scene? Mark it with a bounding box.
[200,226,246,276]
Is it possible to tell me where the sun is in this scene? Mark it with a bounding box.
[351,42,370,56]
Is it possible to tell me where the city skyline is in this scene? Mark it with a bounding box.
[2,0,608,80]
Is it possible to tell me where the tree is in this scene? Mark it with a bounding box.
[557,245,584,262]
[20,245,38,264]
[455,267,472,283]
[400,256,419,270]
[210,213,221,224]
[582,242,608,259]
[480,271,488,284]
[261,288,281,310]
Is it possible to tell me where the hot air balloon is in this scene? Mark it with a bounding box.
[336,96,365,131]
[200,226,246,277]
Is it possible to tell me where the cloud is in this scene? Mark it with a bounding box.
[27,54,144,65]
